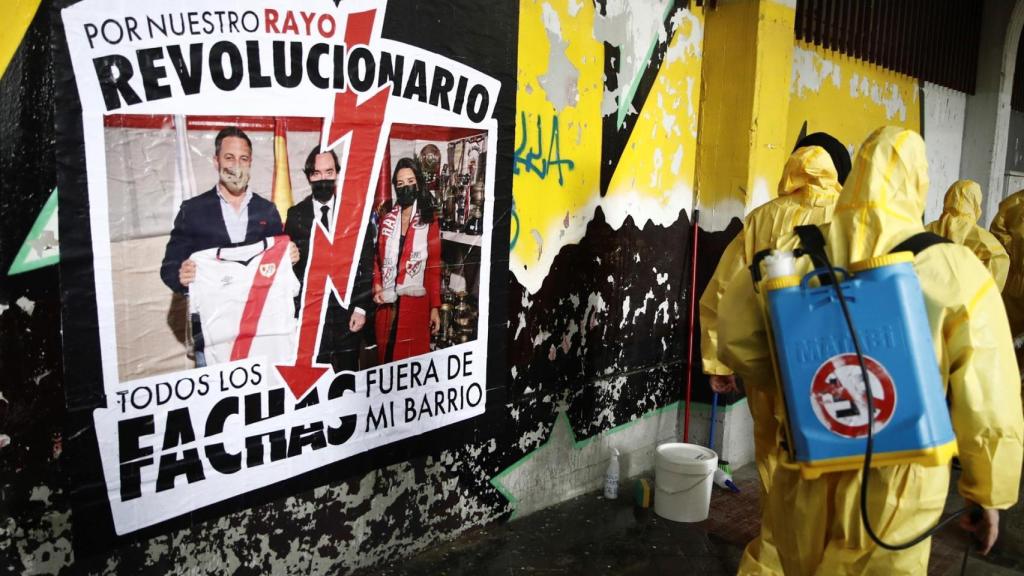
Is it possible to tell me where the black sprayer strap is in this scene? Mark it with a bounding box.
[793,225,830,269]
[793,225,835,285]
[749,249,772,286]
[889,232,951,256]
[748,229,948,288]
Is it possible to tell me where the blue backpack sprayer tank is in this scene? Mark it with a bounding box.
[748,226,980,554]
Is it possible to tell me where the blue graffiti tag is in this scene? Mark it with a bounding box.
[509,201,520,251]
[513,112,575,186]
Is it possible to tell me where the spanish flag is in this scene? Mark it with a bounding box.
[271,117,293,222]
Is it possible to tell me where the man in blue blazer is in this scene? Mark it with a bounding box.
[161,126,291,293]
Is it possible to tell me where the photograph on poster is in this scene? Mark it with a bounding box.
[104,116,486,382]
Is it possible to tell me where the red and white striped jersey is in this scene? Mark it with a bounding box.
[189,235,299,366]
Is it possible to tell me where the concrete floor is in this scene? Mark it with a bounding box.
[359,463,1024,576]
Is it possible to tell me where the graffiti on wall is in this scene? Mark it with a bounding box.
[512,0,703,293]
[493,0,704,522]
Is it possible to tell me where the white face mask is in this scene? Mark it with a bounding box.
[220,165,250,194]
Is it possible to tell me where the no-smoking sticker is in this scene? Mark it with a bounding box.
[810,354,896,438]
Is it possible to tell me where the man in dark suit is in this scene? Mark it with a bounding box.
[161,126,294,293]
[285,146,375,372]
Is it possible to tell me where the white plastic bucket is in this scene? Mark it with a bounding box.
[654,442,718,522]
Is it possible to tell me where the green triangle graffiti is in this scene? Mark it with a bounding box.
[8,187,58,275]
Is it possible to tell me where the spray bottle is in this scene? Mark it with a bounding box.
[604,448,620,499]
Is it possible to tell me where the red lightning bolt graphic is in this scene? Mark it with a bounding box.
[276,10,389,399]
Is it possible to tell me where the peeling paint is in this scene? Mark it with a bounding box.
[539,3,580,112]
[787,42,920,160]
[791,45,841,98]
[513,1,702,293]
[594,0,672,126]
[15,296,35,316]
[29,486,52,506]
[671,144,684,175]
[31,370,51,386]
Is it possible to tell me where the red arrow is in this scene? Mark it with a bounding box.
[277,10,390,399]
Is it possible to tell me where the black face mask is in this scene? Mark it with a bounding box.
[395,184,418,207]
[310,179,335,203]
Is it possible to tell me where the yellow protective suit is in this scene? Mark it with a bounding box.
[698,146,841,570]
[719,127,1024,575]
[700,145,842,376]
[990,188,1024,339]
[925,180,1008,291]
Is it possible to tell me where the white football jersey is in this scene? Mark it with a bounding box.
[189,236,299,366]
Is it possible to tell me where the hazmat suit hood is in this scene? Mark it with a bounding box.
[924,180,1009,290]
[777,145,842,205]
[929,180,982,244]
[990,188,1024,298]
[743,145,842,263]
[704,144,841,376]
[827,126,928,264]
[793,131,852,185]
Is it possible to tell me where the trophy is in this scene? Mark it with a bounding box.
[452,292,478,343]
[419,144,441,196]
[464,149,486,235]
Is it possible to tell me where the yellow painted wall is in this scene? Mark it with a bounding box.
[513,1,704,293]
[514,0,604,293]
[746,1,796,216]
[604,9,704,231]
[695,0,796,231]
[787,41,921,155]
[694,0,757,231]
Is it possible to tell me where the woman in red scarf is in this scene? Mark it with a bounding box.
[372,158,441,363]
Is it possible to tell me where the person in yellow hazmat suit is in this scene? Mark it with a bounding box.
[698,141,845,571]
[719,126,1023,575]
[990,187,1024,344]
[926,180,1008,290]
[701,133,851,395]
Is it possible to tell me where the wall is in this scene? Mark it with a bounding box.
[961,0,1024,225]
[512,0,703,291]
[4,1,997,573]
[787,43,921,161]
[2,0,709,574]
[693,0,760,232]
[923,82,968,222]
[1,1,70,573]
[509,0,705,516]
